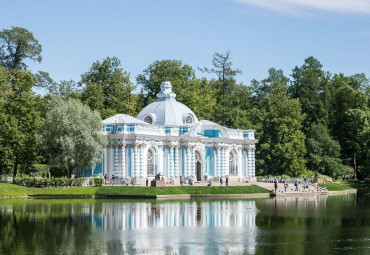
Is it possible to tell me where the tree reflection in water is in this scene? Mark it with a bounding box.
[0,194,369,255]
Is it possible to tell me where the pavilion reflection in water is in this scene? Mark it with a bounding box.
[92,200,257,230]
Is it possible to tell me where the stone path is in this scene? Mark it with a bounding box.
[255,181,327,196]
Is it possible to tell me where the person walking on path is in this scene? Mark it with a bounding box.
[188,178,193,186]
[295,180,298,191]
[226,176,229,186]
[104,174,108,185]
[274,181,278,194]
[284,181,288,192]
[180,176,183,186]
[220,177,223,186]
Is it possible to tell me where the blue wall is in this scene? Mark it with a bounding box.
[205,146,214,176]
[204,129,223,138]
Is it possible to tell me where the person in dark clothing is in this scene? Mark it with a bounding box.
[274,181,278,193]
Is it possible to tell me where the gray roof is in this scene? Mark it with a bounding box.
[102,114,146,125]
[137,81,199,126]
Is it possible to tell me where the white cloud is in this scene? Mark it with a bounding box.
[233,0,370,15]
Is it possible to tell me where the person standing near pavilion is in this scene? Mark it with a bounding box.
[180,176,183,186]
[274,180,278,194]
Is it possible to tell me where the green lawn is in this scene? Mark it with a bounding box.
[0,183,98,197]
[0,183,268,198]
[96,185,268,196]
[318,182,352,191]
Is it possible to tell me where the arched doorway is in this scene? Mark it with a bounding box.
[195,151,202,181]
[229,150,237,176]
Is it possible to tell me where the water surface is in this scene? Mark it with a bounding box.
[0,190,369,254]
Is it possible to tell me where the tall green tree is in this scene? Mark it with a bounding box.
[342,108,370,179]
[80,57,137,119]
[256,68,306,176]
[0,67,41,176]
[200,50,241,126]
[0,27,42,70]
[329,73,370,178]
[41,97,107,177]
[306,124,345,178]
[289,57,331,128]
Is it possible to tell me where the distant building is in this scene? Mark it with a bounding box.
[80,81,257,181]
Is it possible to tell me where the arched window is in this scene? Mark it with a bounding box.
[144,115,153,124]
[185,114,193,124]
[147,149,155,175]
[229,151,237,175]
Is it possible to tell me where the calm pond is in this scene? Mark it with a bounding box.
[0,190,369,255]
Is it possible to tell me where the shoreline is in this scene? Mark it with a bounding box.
[1,189,357,200]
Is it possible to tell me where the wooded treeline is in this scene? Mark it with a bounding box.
[0,27,369,179]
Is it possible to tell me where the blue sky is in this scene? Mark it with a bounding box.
[1,0,370,93]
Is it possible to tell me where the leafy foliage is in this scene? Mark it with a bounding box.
[80,57,137,118]
[0,27,42,70]
[0,67,41,176]
[306,124,345,178]
[254,69,307,176]
[0,27,369,179]
[41,97,107,176]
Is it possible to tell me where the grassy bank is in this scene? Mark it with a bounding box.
[318,182,352,191]
[0,183,98,197]
[0,183,268,198]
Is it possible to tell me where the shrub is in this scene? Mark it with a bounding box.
[13,177,92,188]
[13,177,22,185]
[92,177,103,187]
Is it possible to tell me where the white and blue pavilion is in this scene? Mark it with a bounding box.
[81,81,257,181]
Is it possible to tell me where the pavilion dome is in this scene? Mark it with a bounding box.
[137,81,199,126]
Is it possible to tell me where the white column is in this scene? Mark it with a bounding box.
[186,147,190,177]
[219,147,223,177]
[121,145,125,178]
[191,148,195,177]
[169,146,174,177]
[221,148,226,176]
[158,145,163,175]
[104,146,108,176]
[110,145,114,177]
[174,146,179,177]
[216,147,220,177]
[248,149,252,177]
[114,146,119,176]
[238,149,242,177]
[252,149,255,177]
[139,145,144,178]
[134,145,138,177]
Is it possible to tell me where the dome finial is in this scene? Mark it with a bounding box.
[157,81,176,101]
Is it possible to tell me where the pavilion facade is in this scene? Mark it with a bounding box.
[81,81,257,181]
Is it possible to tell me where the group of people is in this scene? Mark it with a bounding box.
[273,177,327,193]
[102,174,234,187]
[219,176,230,186]
[104,174,137,186]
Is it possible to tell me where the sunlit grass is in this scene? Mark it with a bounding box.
[0,183,98,197]
[318,182,352,191]
[1,183,268,197]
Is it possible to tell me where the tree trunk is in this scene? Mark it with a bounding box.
[353,150,357,179]
[13,160,18,178]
